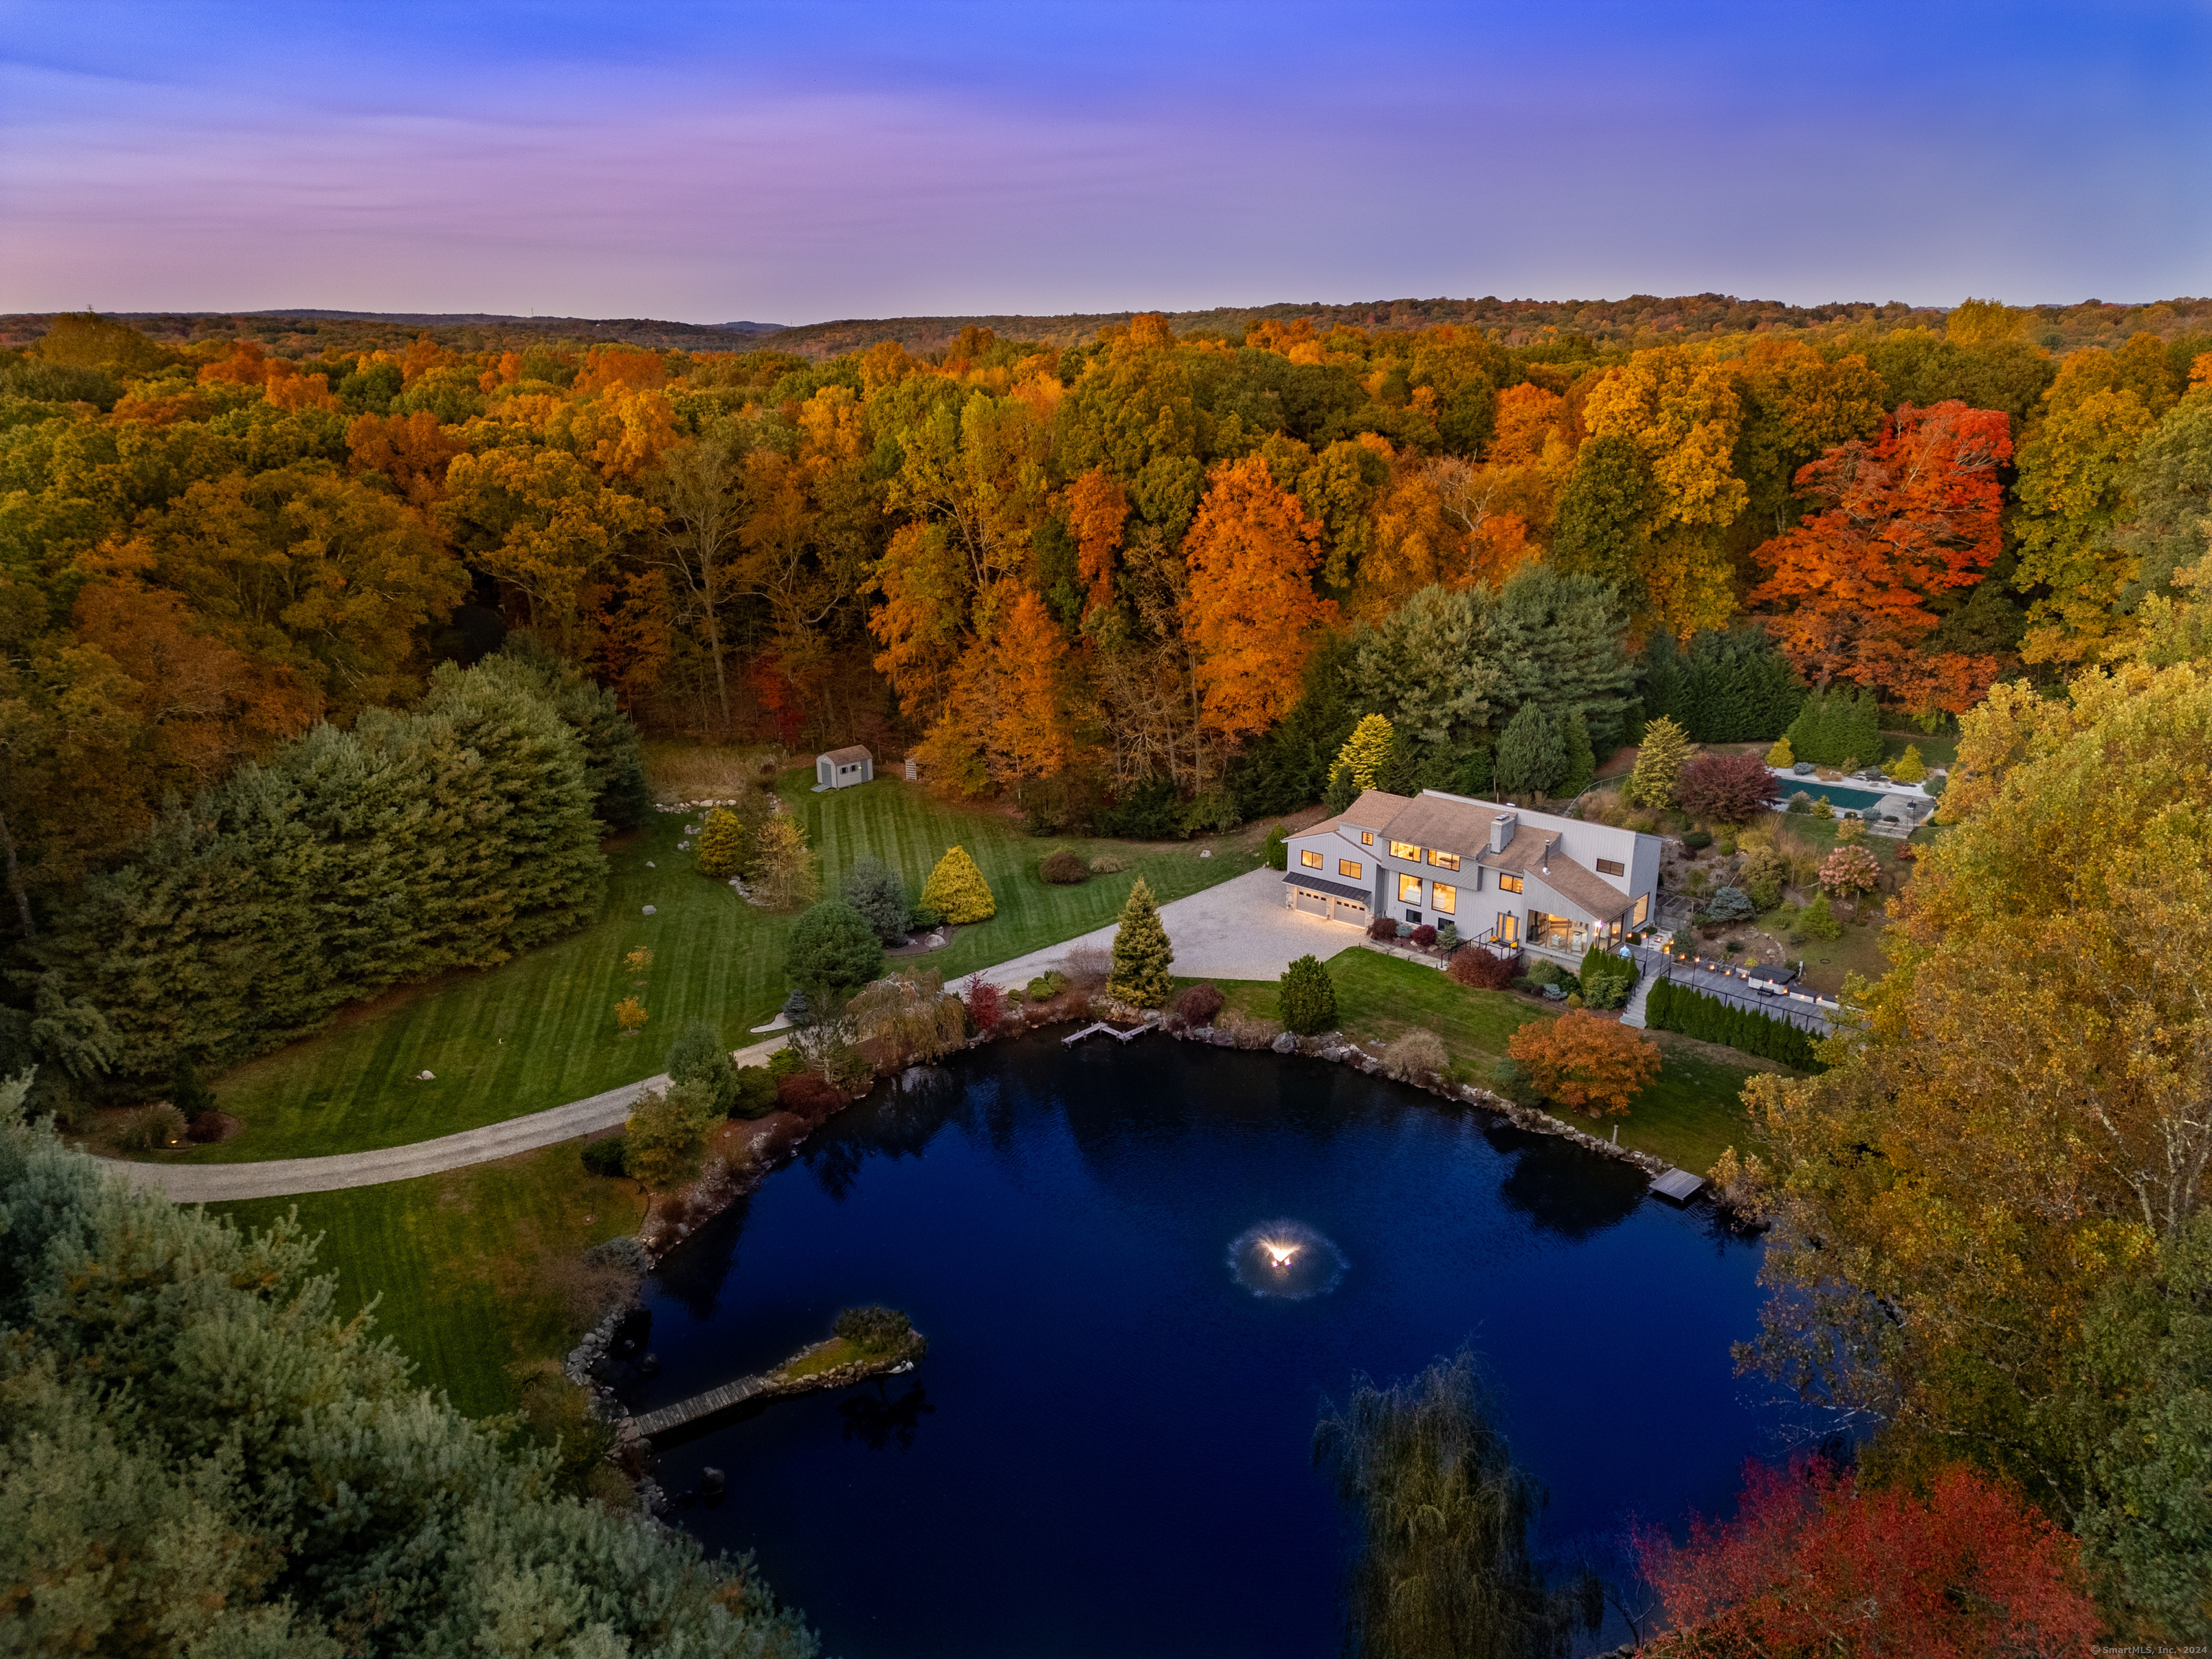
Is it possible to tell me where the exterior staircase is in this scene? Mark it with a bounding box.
[1619,960,1659,1029]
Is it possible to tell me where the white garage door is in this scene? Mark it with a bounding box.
[1332,898,1367,925]
[1295,889,1329,916]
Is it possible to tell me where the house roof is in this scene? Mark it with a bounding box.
[820,745,872,765]
[1283,872,1372,905]
[1339,789,1414,831]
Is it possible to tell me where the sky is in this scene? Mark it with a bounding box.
[3,1,2208,323]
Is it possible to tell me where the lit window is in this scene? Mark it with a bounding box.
[1498,874,1524,894]
[1596,857,1624,876]
[1426,849,1460,871]
[1390,840,1419,860]
[1398,873,1423,903]
[1632,893,1649,925]
[1359,831,1374,846]
[1338,859,1362,879]
[1431,882,1456,915]
[1301,849,1323,868]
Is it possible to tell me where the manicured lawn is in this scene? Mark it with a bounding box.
[1879,729,1958,770]
[1180,950,1769,1177]
[215,1144,649,1418]
[173,768,1259,1163]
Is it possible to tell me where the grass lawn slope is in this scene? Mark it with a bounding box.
[1187,949,1776,1176]
[168,768,1258,1163]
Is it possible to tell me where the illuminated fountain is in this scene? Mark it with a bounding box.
[1227,1218,1347,1300]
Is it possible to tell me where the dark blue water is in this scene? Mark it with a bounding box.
[622,1033,1780,1658]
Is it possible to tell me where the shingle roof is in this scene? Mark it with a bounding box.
[1283,873,1372,905]
[821,745,872,765]
[1339,789,1413,831]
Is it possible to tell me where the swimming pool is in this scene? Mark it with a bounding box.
[1773,775,1899,814]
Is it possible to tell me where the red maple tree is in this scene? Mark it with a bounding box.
[1635,1456,2099,1658]
[1748,400,2012,715]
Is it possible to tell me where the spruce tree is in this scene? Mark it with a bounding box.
[1766,734,1794,768]
[696,807,747,878]
[1627,716,1693,808]
[1492,704,1564,799]
[1557,710,1596,800]
[840,855,913,943]
[664,1018,737,1115]
[1107,877,1175,1007]
[1278,953,1338,1034]
[1331,714,1396,793]
[1488,566,1637,742]
[1890,743,1928,783]
[920,845,996,924]
[783,901,886,998]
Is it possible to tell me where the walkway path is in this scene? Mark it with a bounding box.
[116,1033,791,1205]
[118,868,1341,1205]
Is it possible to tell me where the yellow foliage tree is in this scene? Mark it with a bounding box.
[920,845,996,925]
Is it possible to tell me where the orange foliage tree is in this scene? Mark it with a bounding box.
[1506,1008,1660,1116]
[1748,401,2012,715]
[1181,456,1334,737]
[918,581,1072,796]
[1064,465,1129,620]
[1635,1456,2099,1658]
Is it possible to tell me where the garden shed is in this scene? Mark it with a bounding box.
[816,745,873,789]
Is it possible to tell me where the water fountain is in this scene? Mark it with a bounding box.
[1227,1218,1348,1300]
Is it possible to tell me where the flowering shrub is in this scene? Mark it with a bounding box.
[1819,844,1882,900]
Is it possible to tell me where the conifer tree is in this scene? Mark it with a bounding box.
[1889,742,1928,783]
[1493,704,1564,799]
[1331,714,1395,793]
[1627,716,1693,807]
[1557,710,1596,799]
[747,814,822,909]
[695,807,746,878]
[1279,953,1338,1034]
[920,845,996,924]
[840,854,912,943]
[1108,876,1174,1007]
[1766,734,1794,768]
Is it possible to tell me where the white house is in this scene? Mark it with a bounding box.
[1282,789,1662,962]
[815,745,873,789]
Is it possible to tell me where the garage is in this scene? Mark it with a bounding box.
[1282,871,1373,925]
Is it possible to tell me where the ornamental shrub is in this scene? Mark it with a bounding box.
[1811,796,1835,819]
[695,806,747,877]
[961,974,1004,1033]
[1682,828,1714,850]
[921,845,997,924]
[1278,954,1339,1035]
[1263,824,1289,871]
[1707,886,1756,923]
[1367,914,1399,943]
[1889,743,1929,783]
[841,854,913,942]
[1765,734,1794,768]
[1382,1028,1449,1081]
[1642,978,1822,1069]
[580,1134,629,1177]
[1038,850,1090,885]
[1788,790,1813,814]
[775,1072,845,1117]
[1172,982,1226,1026]
[731,1066,778,1119]
[783,901,886,997]
[1798,891,1842,940]
[1025,971,1070,1002]
[1676,752,1779,823]
[1436,921,1458,950]
[664,1018,737,1115]
[1448,947,1515,989]
[1411,924,1438,948]
[1626,716,1693,807]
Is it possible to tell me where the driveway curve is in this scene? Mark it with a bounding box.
[116,866,1339,1204]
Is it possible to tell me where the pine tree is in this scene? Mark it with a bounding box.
[1493,704,1564,799]
[920,845,996,925]
[1890,743,1928,783]
[1557,711,1596,799]
[1766,734,1794,768]
[747,814,822,909]
[1331,714,1395,793]
[840,854,912,942]
[1279,953,1338,1034]
[1627,716,1693,807]
[1108,876,1174,1007]
[695,807,746,878]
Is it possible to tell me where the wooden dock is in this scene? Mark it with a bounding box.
[1062,1017,1155,1047]
[1648,1167,1706,1203]
[631,1374,770,1437]
[628,1341,923,1439]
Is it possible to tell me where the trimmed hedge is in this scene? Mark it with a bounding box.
[1645,978,1824,1069]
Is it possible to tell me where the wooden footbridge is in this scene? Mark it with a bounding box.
[1062,1016,1157,1047]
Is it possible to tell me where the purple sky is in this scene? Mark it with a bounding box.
[4,1,2208,322]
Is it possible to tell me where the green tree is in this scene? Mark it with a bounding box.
[920,844,996,924]
[1556,710,1596,799]
[623,1076,722,1190]
[1550,431,1653,597]
[695,806,747,877]
[1108,876,1175,1007]
[664,1017,737,1114]
[840,853,912,943]
[1486,566,1637,751]
[747,811,822,909]
[1331,712,1397,793]
[1347,589,1500,746]
[1314,1349,1599,1659]
[0,1111,817,1655]
[1278,953,1339,1035]
[1492,704,1564,799]
[1626,715,1692,807]
[783,900,886,999]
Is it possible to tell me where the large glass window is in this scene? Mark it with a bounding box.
[1390,840,1420,860]
[1498,873,1524,894]
[1338,859,1363,879]
[1301,849,1322,868]
[1398,873,1423,903]
[1426,849,1460,871]
[1431,882,1456,915]
[1632,893,1649,925]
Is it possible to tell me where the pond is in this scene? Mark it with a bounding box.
[620,1032,1786,1658]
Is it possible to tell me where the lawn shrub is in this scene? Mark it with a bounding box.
[1645,979,1823,1069]
[1025,971,1070,1002]
[840,855,913,942]
[1039,850,1090,885]
[1280,954,1339,1035]
[1799,891,1842,939]
[920,845,997,923]
[1382,1028,1449,1081]
[1448,947,1514,989]
[775,1072,845,1116]
[1367,915,1398,943]
[1263,824,1290,871]
[1676,752,1779,823]
[767,1048,804,1080]
[580,1134,629,1177]
[1087,853,1131,874]
[1707,886,1755,923]
[1411,924,1438,948]
[1172,983,1226,1025]
[732,1066,778,1118]
[117,1104,187,1151]
[1788,791,1813,814]
[783,900,886,997]
[1682,828,1714,850]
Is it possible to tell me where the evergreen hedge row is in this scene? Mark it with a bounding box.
[1640,626,1806,743]
[1783,687,1884,768]
[1645,976,1825,1070]
[45,649,642,1081]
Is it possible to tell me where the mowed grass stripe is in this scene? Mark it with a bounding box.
[180,773,1256,1163]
